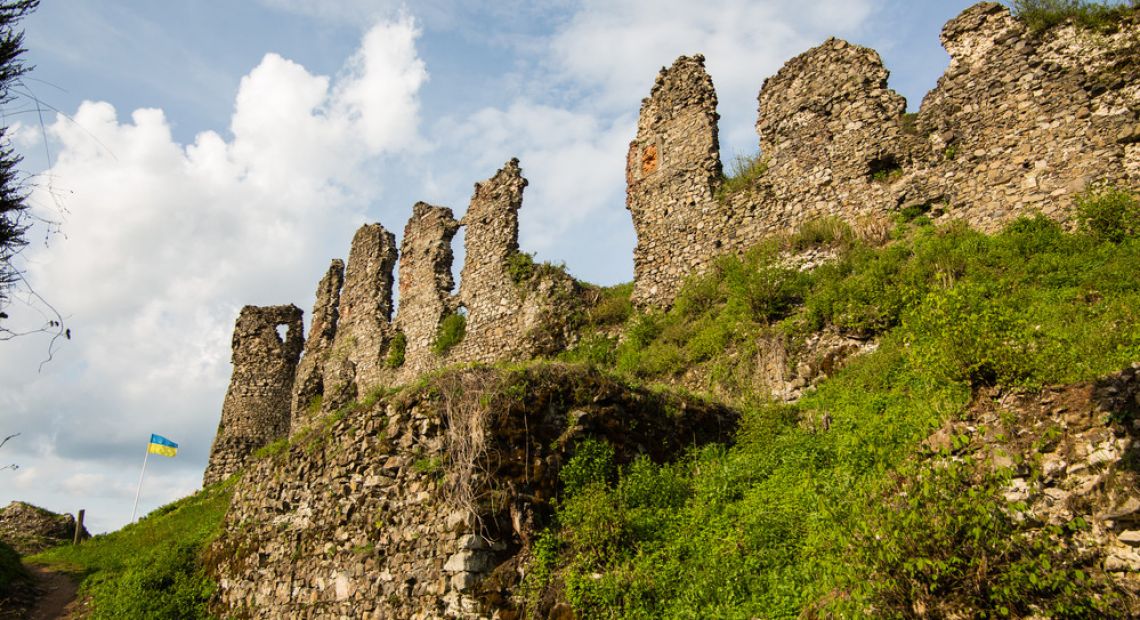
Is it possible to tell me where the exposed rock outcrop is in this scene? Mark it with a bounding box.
[0,502,88,555]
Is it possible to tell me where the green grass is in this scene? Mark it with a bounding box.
[1012,0,1139,32]
[535,195,1140,618]
[29,480,235,619]
[717,153,768,200]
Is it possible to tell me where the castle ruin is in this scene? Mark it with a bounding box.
[203,304,303,486]
[207,0,1140,481]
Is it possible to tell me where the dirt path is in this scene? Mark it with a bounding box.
[23,566,79,620]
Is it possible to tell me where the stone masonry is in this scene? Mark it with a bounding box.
[629,2,1140,308]
[203,304,303,487]
[626,54,722,307]
[396,202,460,377]
[211,365,737,619]
[454,159,527,361]
[320,224,398,413]
[290,259,345,434]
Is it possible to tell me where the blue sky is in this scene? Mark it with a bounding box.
[1,0,981,532]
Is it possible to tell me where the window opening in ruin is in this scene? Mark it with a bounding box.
[868,156,903,183]
[275,324,288,343]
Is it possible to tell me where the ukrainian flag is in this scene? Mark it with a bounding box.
[147,434,178,458]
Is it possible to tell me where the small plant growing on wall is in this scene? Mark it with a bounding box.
[433,312,466,355]
[385,331,407,368]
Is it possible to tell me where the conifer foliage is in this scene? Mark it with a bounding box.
[0,0,37,313]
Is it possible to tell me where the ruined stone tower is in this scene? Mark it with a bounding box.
[204,304,303,486]
[321,223,397,412]
[395,202,459,375]
[289,259,344,433]
[455,158,528,361]
[626,54,722,307]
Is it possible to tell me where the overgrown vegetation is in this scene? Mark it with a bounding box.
[506,251,572,288]
[29,479,235,619]
[537,188,1140,618]
[433,312,467,355]
[1012,0,1140,32]
[386,330,407,368]
[717,152,768,200]
[0,539,26,598]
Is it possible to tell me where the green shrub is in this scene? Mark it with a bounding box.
[385,331,407,368]
[1012,0,1138,32]
[560,438,615,498]
[588,283,633,327]
[783,217,856,252]
[433,312,466,355]
[1075,185,1139,243]
[834,459,1121,618]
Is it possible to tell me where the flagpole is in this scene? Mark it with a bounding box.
[131,440,151,523]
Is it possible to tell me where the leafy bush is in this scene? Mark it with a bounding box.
[588,283,633,327]
[433,312,466,355]
[1012,0,1139,32]
[559,438,615,497]
[834,459,1121,618]
[385,330,407,368]
[1075,185,1139,243]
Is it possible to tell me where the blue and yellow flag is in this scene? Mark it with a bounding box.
[147,434,178,457]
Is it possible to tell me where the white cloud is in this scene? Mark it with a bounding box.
[0,16,427,531]
[547,0,876,151]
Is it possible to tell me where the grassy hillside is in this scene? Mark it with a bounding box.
[22,187,1140,619]
[28,479,234,619]
[535,189,1140,618]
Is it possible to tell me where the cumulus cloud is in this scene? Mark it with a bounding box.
[0,16,427,530]
[426,0,878,281]
[548,0,876,152]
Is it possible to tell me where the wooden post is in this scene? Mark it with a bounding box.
[73,509,85,545]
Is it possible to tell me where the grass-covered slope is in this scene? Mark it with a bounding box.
[534,190,1140,618]
[28,479,234,619]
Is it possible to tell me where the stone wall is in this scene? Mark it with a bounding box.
[290,259,344,434]
[629,2,1140,308]
[320,224,398,414]
[396,202,460,377]
[211,365,737,619]
[203,304,303,487]
[626,55,723,307]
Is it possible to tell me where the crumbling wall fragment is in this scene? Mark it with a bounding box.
[395,202,459,376]
[626,54,723,307]
[321,224,397,411]
[204,304,303,486]
[290,259,344,434]
[455,159,527,361]
[627,2,1140,309]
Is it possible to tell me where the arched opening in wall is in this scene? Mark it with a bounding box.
[275,324,288,343]
[868,155,903,183]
